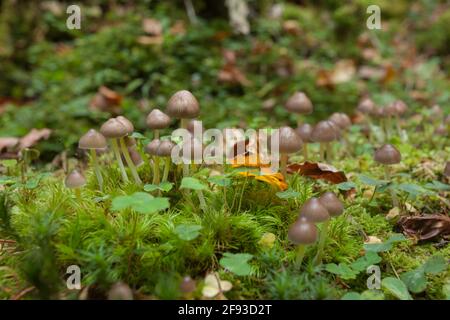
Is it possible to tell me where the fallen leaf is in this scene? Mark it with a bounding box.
[89,86,122,114]
[364,236,383,244]
[238,169,288,191]
[169,20,186,36]
[202,273,232,299]
[386,207,401,221]
[18,128,52,150]
[218,50,251,86]
[287,161,347,184]
[0,137,20,153]
[317,59,355,88]
[397,214,450,241]
[142,18,163,36]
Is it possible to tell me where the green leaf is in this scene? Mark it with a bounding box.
[336,181,357,191]
[144,182,174,192]
[423,255,448,274]
[351,252,382,272]
[325,263,359,280]
[275,188,300,199]
[130,132,146,139]
[180,177,208,191]
[382,277,412,300]
[364,233,406,253]
[360,290,385,300]
[174,224,202,241]
[0,159,17,168]
[359,174,387,186]
[341,292,361,300]
[424,181,450,191]
[111,192,169,214]
[443,281,450,300]
[396,183,434,197]
[400,269,427,293]
[220,253,253,276]
[208,175,232,187]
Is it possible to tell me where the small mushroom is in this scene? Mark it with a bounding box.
[299,197,330,223]
[115,116,142,185]
[78,129,107,191]
[146,108,171,139]
[65,169,86,200]
[180,276,197,296]
[288,216,318,267]
[145,139,161,184]
[319,192,344,217]
[311,120,338,162]
[166,90,200,129]
[278,126,303,176]
[434,124,447,136]
[100,118,130,183]
[296,123,313,160]
[285,91,313,126]
[107,282,133,300]
[157,140,175,182]
[357,97,376,115]
[329,112,351,130]
[374,144,401,208]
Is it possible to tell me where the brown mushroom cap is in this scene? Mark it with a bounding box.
[107,282,133,300]
[285,91,313,114]
[311,120,339,143]
[374,144,401,165]
[384,103,398,117]
[444,162,450,177]
[288,217,318,245]
[129,148,144,167]
[116,116,134,134]
[157,140,175,157]
[319,192,344,217]
[296,123,313,143]
[100,118,129,138]
[145,139,161,156]
[180,276,196,294]
[392,100,408,115]
[65,170,86,188]
[166,90,200,119]
[329,112,351,130]
[299,197,330,222]
[78,129,107,150]
[187,119,204,134]
[357,97,375,114]
[278,126,303,154]
[146,109,171,129]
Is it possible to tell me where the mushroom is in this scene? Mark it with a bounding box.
[285,91,313,126]
[278,126,303,176]
[157,140,175,182]
[315,191,344,265]
[145,139,161,184]
[65,169,86,200]
[115,116,142,185]
[78,129,107,191]
[100,118,129,183]
[288,216,318,267]
[146,108,171,139]
[329,113,352,156]
[299,197,330,223]
[180,276,197,296]
[311,120,338,162]
[166,90,200,129]
[296,123,313,160]
[107,282,133,300]
[128,147,144,168]
[357,97,376,115]
[374,144,401,208]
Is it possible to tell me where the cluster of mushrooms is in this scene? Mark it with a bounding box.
[288,191,344,266]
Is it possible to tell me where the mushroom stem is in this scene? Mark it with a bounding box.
[180,119,191,176]
[325,142,332,162]
[295,245,306,268]
[119,138,142,185]
[154,129,160,140]
[303,144,308,161]
[153,156,161,185]
[74,188,82,203]
[297,115,303,127]
[280,153,288,176]
[319,143,325,162]
[196,190,207,212]
[111,139,129,183]
[384,166,399,208]
[90,149,104,192]
[162,157,171,182]
[314,220,329,265]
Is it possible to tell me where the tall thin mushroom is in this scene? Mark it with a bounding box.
[311,120,338,162]
[296,123,313,161]
[65,169,86,201]
[285,91,313,126]
[146,108,171,139]
[374,144,401,208]
[145,139,161,184]
[157,140,175,182]
[116,116,142,184]
[78,129,107,191]
[288,216,318,268]
[278,126,303,176]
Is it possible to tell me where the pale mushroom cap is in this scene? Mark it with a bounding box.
[444,162,450,177]
[100,118,129,138]
[145,139,161,155]
[107,282,133,300]
[299,197,330,222]
[116,116,134,134]
[78,129,107,150]
[311,120,339,142]
[166,90,200,119]
[357,97,375,114]
[146,108,171,129]
[278,126,303,154]
[285,91,313,114]
[288,217,318,245]
[157,140,175,157]
[65,170,86,188]
[319,192,344,217]
[296,123,313,143]
[329,112,351,130]
[374,144,401,165]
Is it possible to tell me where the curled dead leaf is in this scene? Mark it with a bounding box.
[287,161,347,184]
[90,86,122,114]
[397,214,450,241]
[218,50,251,86]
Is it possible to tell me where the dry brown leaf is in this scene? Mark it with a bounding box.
[89,86,122,114]
[0,137,20,153]
[287,161,347,184]
[218,50,251,86]
[19,128,52,150]
[170,20,186,36]
[137,35,164,46]
[397,214,450,241]
[142,18,163,36]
